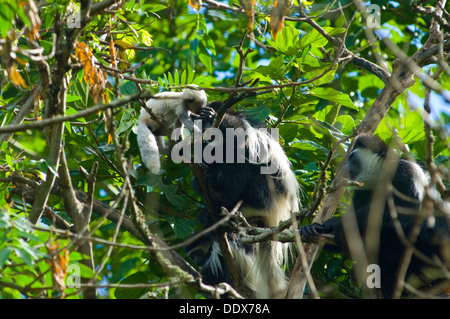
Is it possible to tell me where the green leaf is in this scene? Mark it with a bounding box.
[158,76,164,88]
[198,43,212,73]
[0,211,11,229]
[66,94,82,102]
[336,115,356,135]
[266,26,301,56]
[168,72,174,86]
[1,140,8,151]
[310,87,356,109]
[0,246,12,268]
[114,271,149,299]
[299,27,345,50]
[174,70,180,86]
[0,2,17,38]
[240,104,272,122]
[138,29,152,47]
[180,69,187,85]
[141,4,168,12]
[160,183,186,209]
[38,159,59,176]
[279,124,299,143]
[254,56,288,81]
[291,140,329,161]
[187,64,195,84]
[313,103,341,124]
[120,82,139,96]
[172,218,197,239]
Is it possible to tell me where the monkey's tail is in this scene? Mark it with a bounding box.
[255,241,288,299]
[137,119,161,174]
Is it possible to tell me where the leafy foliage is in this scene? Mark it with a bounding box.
[0,0,448,299]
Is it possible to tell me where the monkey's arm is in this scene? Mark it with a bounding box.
[178,110,201,133]
[299,217,340,237]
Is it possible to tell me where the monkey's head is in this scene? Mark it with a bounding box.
[182,89,207,114]
[344,134,389,189]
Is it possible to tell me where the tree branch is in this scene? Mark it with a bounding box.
[0,90,152,134]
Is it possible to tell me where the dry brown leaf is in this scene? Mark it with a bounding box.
[270,0,292,40]
[75,41,108,103]
[24,0,42,40]
[46,242,69,298]
[8,65,27,89]
[239,0,255,30]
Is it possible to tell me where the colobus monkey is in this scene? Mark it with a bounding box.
[187,103,300,299]
[137,89,207,174]
[300,134,449,298]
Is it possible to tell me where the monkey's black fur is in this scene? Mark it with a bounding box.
[186,102,299,298]
[300,134,449,298]
[191,103,282,216]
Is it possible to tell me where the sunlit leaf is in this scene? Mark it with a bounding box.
[138,29,152,47]
[188,0,202,11]
[310,87,356,109]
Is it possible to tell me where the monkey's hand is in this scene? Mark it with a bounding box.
[300,216,338,236]
[299,223,327,238]
[191,106,216,126]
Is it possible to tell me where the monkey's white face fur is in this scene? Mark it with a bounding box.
[137,89,207,174]
[348,148,384,189]
[142,89,207,132]
[347,145,429,199]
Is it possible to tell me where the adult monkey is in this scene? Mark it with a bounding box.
[300,134,450,298]
[186,101,301,299]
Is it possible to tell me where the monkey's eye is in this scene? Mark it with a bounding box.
[186,97,195,103]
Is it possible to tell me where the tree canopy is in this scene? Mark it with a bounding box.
[0,0,448,299]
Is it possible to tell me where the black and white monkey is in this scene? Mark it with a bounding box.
[137,89,207,174]
[186,102,300,299]
[300,134,449,298]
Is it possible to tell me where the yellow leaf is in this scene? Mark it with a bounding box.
[110,39,117,68]
[138,29,153,47]
[103,92,110,104]
[15,56,28,67]
[116,38,136,62]
[115,39,135,50]
[8,65,27,89]
[118,49,129,69]
[302,0,314,5]
[107,133,113,145]
[188,0,202,11]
